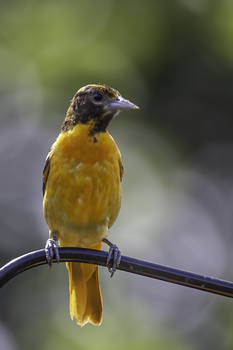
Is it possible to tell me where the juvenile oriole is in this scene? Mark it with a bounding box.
[43,84,138,326]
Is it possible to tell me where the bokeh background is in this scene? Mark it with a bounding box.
[1,0,233,349]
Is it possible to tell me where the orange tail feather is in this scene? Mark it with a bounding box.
[66,243,103,326]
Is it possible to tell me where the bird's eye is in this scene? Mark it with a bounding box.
[93,92,103,101]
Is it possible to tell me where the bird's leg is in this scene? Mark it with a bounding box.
[102,238,121,277]
[45,232,60,271]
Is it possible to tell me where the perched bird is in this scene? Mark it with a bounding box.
[43,84,138,326]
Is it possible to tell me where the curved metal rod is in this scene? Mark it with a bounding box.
[1,247,233,299]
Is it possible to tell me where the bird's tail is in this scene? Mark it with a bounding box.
[66,242,103,326]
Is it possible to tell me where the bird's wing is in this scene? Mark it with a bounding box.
[119,158,124,182]
[43,153,51,197]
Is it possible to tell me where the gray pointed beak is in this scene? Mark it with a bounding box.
[109,96,139,111]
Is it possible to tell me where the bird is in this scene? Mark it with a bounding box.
[43,84,138,326]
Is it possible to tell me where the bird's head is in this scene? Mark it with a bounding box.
[62,84,139,134]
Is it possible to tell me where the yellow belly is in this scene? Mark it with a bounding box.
[43,123,122,248]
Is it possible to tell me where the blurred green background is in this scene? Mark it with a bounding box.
[1,0,233,349]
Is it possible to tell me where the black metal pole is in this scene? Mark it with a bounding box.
[1,247,233,299]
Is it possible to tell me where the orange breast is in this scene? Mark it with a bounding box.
[43,123,122,247]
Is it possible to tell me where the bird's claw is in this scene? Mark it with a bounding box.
[107,244,121,277]
[45,238,60,271]
[103,238,121,277]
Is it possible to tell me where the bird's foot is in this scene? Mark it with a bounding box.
[45,233,60,271]
[102,238,121,277]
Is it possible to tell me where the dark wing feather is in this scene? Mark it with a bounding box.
[119,158,124,182]
[43,153,50,197]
